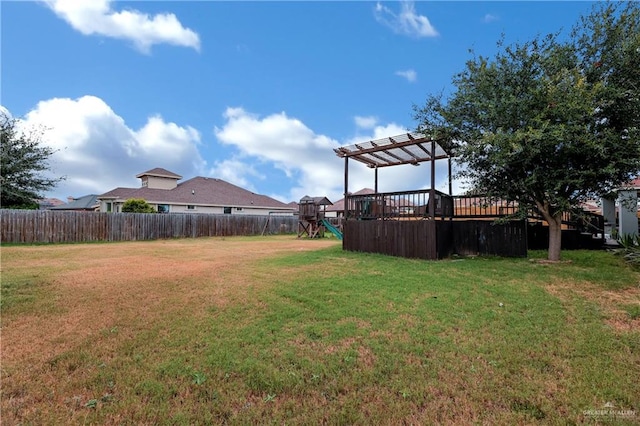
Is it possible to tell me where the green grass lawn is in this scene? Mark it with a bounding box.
[2,239,639,424]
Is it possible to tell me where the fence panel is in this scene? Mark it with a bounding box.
[0,210,298,244]
[343,220,439,259]
[452,220,527,257]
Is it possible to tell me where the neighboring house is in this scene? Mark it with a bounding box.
[602,177,640,237]
[581,199,602,215]
[50,194,100,211]
[38,198,66,210]
[325,188,375,218]
[98,168,296,215]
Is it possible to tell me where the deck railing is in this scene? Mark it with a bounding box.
[346,189,453,220]
[345,191,604,235]
[452,196,520,218]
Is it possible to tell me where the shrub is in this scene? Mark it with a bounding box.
[611,234,640,268]
[121,198,155,213]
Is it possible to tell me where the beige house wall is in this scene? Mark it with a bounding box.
[158,204,293,215]
[143,176,178,190]
[99,199,119,213]
[99,200,294,216]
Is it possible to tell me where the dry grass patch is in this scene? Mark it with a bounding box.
[2,242,639,424]
[1,236,337,424]
[3,237,336,364]
[545,279,640,332]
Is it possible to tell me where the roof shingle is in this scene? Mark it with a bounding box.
[51,194,99,210]
[135,168,182,179]
[99,177,292,209]
[326,188,374,212]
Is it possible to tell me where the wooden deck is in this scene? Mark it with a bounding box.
[342,191,602,260]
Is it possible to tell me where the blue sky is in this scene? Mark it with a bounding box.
[1,1,599,204]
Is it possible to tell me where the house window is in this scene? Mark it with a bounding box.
[157,204,170,213]
[105,202,112,212]
[223,207,232,214]
[187,205,196,210]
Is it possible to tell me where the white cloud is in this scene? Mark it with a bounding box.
[14,98,464,204]
[354,116,378,129]
[344,123,409,147]
[20,95,206,199]
[44,0,200,53]
[0,105,12,119]
[214,107,346,201]
[208,159,263,192]
[395,69,417,83]
[215,108,339,172]
[374,1,438,38]
[213,107,464,202]
[483,13,499,23]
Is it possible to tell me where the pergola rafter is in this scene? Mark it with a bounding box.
[334,132,450,169]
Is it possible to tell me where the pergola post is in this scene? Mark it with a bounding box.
[429,139,436,219]
[448,157,452,196]
[374,166,378,193]
[343,157,349,219]
[448,157,453,221]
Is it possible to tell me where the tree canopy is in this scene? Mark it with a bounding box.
[1,112,64,209]
[121,198,156,213]
[414,2,640,260]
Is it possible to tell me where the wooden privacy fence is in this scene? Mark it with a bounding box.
[0,210,299,244]
[343,220,439,259]
[343,219,527,260]
[452,220,527,257]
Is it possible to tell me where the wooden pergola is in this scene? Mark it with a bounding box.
[334,132,453,220]
[332,132,602,260]
[333,133,529,259]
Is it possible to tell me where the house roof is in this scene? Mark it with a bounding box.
[135,167,182,179]
[334,132,450,169]
[627,177,640,190]
[51,194,100,210]
[326,188,375,212]
[299,196,333,205]
[38,198,66,209]
[98,176,294,210]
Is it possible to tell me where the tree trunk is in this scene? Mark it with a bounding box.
[547,215,563,261]
[535,201,563,261]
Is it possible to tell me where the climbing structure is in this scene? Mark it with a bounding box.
[297,196,334,238]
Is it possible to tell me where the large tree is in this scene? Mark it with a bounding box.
[1,112,64,209]
[573,2,640,172]
[414,2,640,261]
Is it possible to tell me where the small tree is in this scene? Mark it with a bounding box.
[1,112,64,208]
[121,198,156,213]
[414,3,640,261]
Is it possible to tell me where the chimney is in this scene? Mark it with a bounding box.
[67,196,75,203]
